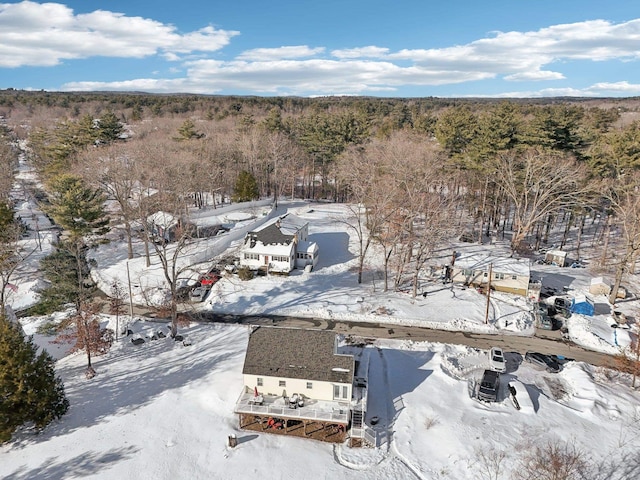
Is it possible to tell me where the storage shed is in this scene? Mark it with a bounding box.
[570,295,595,316]
[589,277,611,296]
[545,249,568,267]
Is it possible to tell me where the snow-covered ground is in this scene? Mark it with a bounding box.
[4,179,640,478]
[3,320,640,479]
[86,200,638,356]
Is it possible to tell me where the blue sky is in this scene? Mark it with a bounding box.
[0,0,639,97]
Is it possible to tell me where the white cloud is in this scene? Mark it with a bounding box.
[331,46,389,59]
[470,81,640,98]
[6,2,640,97]
[236,46,324,61]
[504,71,565,81]
[586,81,640,93]
[0,1,238,67]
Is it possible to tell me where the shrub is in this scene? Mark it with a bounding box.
[238,267,254,281]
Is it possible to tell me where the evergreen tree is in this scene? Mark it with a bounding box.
[43,174,110,376]
[175,119,204,140]
[232,170,259,202]
[36,243,88,313]
[45,174,110,241]
[96,111,124,144]
[0,317,69,443]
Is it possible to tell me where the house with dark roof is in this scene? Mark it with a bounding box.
[239,213,319,273]
[242,326,354,402]
[234,326,371,445]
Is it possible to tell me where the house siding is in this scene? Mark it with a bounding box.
[244,374,351,402]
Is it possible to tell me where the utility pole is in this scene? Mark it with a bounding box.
[126,260,134,333]
[484,263,493,324]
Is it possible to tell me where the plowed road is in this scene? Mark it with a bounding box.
[201,313,617,367]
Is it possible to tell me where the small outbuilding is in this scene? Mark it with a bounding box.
[570,295,595,316]
[545,249,568,267]
[589,277,611,296]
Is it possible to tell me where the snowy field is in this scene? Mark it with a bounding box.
[3,321,640,479]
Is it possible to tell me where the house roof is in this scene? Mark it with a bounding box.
[248,213,308,246]
[147,211,178,229]
[242,326,354,384]
[250,222,292,246]
[453,253,530,276]
[297,240,318,254]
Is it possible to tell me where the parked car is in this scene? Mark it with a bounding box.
[524,351,561,373]
[477,369,500,402]
[489,347,506,373]
[199,272,221,286]
[190,286,210,303]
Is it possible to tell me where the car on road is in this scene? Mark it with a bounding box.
[477,369,500,402]
[488,347,507,373]
[524,351,561,373]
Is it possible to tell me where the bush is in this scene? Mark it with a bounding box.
[516,438,589,480]
[237,266,254,281]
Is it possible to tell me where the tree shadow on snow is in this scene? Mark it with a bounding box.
[28,325,246,443]
[4,446,139,480]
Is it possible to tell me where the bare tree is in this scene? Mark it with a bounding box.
[494,148,590,252]
[55,302,113,378]
[605,174,640,304]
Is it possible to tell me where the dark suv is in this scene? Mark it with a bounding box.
[477,369,500,402]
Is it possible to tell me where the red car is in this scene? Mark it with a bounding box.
[199,273,221,286]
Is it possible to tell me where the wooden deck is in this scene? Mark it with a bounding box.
[234,390,350,424]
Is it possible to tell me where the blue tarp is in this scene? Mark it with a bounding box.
[570,296,595,316]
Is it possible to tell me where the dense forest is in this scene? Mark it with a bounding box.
[1,89,640,316]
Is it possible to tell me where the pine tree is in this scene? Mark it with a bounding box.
[232,170,259,202]
[175,119,204,140]
[96,111,124,144]
[0,316,69,443]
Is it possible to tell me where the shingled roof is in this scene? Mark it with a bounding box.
[242,327,354,384]
[245,213,308,247]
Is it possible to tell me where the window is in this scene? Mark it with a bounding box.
[279,380,286,387]
[244,253,259,260]
[257,378,263,386]
[483,272,488,277]
[306,382,313,389]
[333,384,348,399]
[512,275,518,280]
[272,255,289,262]
[495,273,505,280]
[462,269,473,276]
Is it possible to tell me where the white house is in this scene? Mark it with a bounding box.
[451,253,532,297]
[239,213,319,273]
[234,327,366,442]
[240,326,354,404]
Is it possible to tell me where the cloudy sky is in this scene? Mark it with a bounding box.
[0,0,639,97]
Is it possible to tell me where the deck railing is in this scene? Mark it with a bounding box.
[235,391,349,424]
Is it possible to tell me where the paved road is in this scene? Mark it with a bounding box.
[199,313,616,367]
